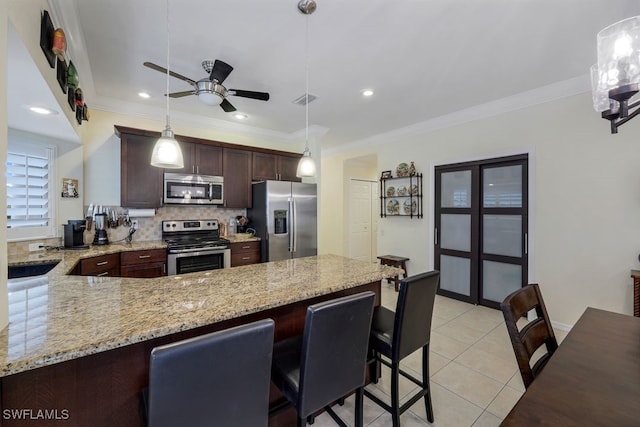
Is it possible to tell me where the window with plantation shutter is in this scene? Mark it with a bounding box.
[6,143,56,240]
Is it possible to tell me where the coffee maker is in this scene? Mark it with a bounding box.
[63,220,89,249]
[92,213,109,245]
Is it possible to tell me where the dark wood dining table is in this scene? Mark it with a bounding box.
[501,307,640,426]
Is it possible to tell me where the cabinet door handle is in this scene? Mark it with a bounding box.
[242,256,250,260]
[242,245,251,249]
[96,261,109,266]
[138,255,151,259]
[192,165,195,174]
[96,271,109,277]
[434,228,438,246]
[196,165,199,174]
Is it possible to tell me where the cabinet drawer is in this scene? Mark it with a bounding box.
[80,253,120,276]
[231,251,261,267]
[120,262,166,278]
[120,249,167,266]
[230,241,260,254]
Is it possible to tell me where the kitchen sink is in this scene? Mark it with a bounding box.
[8,261,60,279]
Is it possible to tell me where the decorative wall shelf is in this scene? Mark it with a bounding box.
[380,173,423,218]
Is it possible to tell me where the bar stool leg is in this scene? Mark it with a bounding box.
[423,344,434,423]
[355,387,364,427]
[391,361,401,427]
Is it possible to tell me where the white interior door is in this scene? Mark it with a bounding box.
[349,179,375,263]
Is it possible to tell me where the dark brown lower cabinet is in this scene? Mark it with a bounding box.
[230,241,261,267]
[120,249,167,278]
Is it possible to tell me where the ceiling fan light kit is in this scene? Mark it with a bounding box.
[150,0,184,169]
[591,16,640,134]
[296,0,318,178]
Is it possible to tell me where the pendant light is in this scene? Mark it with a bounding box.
[151,0,184,169]
[296,0,317,178]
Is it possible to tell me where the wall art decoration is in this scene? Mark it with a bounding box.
[67,87,76,111]
[56,58,67,94]
[61,178,79,198]
[39,10,55,68]
[52,27,67,61]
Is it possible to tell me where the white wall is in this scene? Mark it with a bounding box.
[322,92,640,327]
[0,0,10,329]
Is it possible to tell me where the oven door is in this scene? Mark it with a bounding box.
[167,248,231,275]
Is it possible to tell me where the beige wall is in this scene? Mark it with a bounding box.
[322,92,640,327]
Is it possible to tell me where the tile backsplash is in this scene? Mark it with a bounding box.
[8,206,247,255]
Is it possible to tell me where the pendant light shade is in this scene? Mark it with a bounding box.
[151,125,184,168]
[296,147,316,177]
[151,0,184,168]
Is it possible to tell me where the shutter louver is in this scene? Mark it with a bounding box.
[6,151,50,229]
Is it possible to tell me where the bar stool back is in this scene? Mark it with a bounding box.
[144,319,275,427]
[270,291,376,427]
[364,271,440,427]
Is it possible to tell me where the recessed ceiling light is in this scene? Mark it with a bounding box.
[233,113,248,120]
[361,89,374,97]
[138,92,151,99]
[28,106,58,115]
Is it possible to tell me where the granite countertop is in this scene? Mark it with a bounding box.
[2,249,401,377]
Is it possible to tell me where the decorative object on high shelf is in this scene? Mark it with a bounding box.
[409,161,416,176]
[39,10,55,68]
[380,172,423,219]
[52,27,66,61]
[396,162,409,177]
[591,16,640,134]
[381,170,392,179]
[150,0,184,169]
[296,0,317,178]
[67,61,78,89]
[56,58,67,93]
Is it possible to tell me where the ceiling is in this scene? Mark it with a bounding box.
[8,1,640,152]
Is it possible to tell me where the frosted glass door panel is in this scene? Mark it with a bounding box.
[441,214,471,252]
[441,171,471,207]
[483,261,521,302]
[483,165,522,207]
[440,255,471,296]
[483,215,522,257]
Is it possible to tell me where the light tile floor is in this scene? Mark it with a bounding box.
[309,282,567,427]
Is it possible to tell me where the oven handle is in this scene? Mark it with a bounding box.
[169,246,229,254]
[169,249,228,258]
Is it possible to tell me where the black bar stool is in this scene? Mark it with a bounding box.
[142,319,275,427]
[363,271,440,427]
[270,291,376,427]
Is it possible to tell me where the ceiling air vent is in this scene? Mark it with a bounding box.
[292,93,317,106]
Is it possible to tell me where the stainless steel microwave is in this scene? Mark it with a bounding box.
[163,173,224,205]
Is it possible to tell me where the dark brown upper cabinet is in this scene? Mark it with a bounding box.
[116,126,163,208]
[252,152,302,182]
[174,136,223,176]
[223,148,252,208]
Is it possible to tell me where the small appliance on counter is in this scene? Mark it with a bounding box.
[63,219,89,249]
[92,213,109,245]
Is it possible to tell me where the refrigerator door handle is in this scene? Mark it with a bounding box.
[292,197,297,253]
[288,198,294,253]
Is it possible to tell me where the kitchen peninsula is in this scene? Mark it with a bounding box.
[2,251,401,426]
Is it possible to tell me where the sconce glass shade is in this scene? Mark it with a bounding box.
[296,147,316,178]
[596,16,640,99]
[591,64,621,112]
[151,127,184,168]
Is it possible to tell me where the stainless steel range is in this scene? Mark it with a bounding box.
[163,219,231,276]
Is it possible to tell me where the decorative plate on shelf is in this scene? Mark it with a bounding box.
[397,185,408,196]
[386,186,395,197]
[410,184,419,195]
[396,162,409,177]
[403,199,417,215]
[387,199,400,215]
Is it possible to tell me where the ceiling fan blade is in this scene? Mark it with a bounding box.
[167,91,195,98]
[228,89,270,101]
[220,98,236,112]
[143,62,197,87]
[210,60,234,84]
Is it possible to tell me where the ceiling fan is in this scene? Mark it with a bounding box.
[143,59,270,112]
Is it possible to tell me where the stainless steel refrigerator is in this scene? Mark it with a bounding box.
[248,181,317,262]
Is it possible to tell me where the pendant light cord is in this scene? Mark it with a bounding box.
[305,14,309,151]
[165,0,171,130]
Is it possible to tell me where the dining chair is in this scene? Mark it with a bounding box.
[270,291,376,427]
[500,283,558,389]
[363,270,440,427]
[142,319,275,427]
